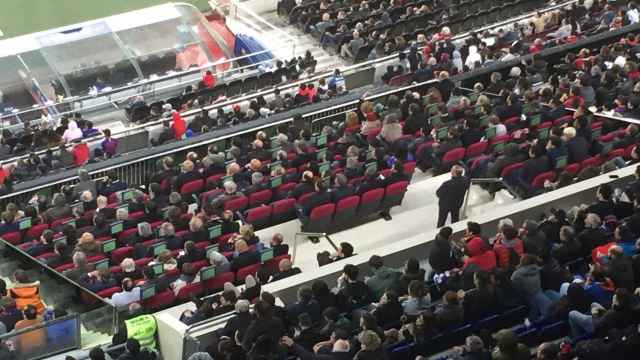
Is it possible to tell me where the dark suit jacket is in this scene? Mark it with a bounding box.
[272,244,289,257]
[331,186,354,203]
[520,156,550,184]
[566,136,590,164]
[177,249,206,269]
[175,171,203,192]
[290,182,314,199]
[436,176,470,209]
[231,251,260,272]
[302,191,332,215]
[354,176,383,195]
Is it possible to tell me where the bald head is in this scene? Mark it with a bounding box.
[451,165,464,177]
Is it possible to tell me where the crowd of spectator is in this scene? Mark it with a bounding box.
[144,164,640,360]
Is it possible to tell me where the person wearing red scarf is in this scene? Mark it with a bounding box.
[172,111,186,140]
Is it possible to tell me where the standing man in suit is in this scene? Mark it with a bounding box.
[436,165,470,227]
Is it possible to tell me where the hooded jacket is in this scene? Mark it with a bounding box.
[465,46,482,70]
[365,266,401,299]
[62,121,83,143]
[9,281,45,314]
[510,264,542,297]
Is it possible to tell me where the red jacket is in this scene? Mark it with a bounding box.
[464,236,497,272]
[203,73,216,88]
[72,143,89,166]
[172,112,186,140]
[493,238,524,269]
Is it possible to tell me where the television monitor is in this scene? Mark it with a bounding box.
[140,284,156,300]
[119,190,135,202]
[317,148,327,162]
[94,258,109,271]
[150,242,167,256]
[110,221,124,235]
[208,224,222,240]
[538,127,549,140]
[200,266,217,280]
[319,162,330,175]
[117,204,129,219]
[529,114,542,126]
[316,134,328,147]
[485,127,497,139]
[555,156,568,169]
[206,244,220,258]
[269,161,282,171]
[270,176,283,189]
[260,248,274,263]
[152,263,164,276]
[18,217,32,231]
[101,239,117,253]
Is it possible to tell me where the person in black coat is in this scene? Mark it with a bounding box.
[301,180,332,216]
[436,165,470,227]
[429,227,461,274]
[176,241,206,269]
[604,246,636,290]
[563,127,590,164]
[222,299,252,339]
[586,183,616,220]
[330,174,354,203]
[230,240,260,272]
[517,143,550,195]
[354,166,383,196]
[242,300,285,352]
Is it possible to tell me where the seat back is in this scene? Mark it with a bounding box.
[304,203,336,232]
[143,290,176,311]
[442,147,466,163]
[111,247,134,264]
[248,189,272,207]
[245,206,272,230]
[176,282,204,301]
[223,196,248,212]
[180,179,205,195]
[465,141,488,158]
[26,224,50,241]
[531,171,556,188]
[500,162,524,178]
[203,271,235,292]
[358,188,384,216]
[382,181,409,209]
[236,263,261,284]
[333,196,360,226]
[271,198,296,223]
[1,231,22,245]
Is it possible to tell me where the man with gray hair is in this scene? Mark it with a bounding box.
[222,299,251,339]
[75,168,96,197]
[64,251,94,283]
[330,173,353,203]
[208,250,230,273]
[211,180,245,211]
[243,172,266,196]
[577,213,606,255]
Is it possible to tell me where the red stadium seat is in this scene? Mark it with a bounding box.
[245,206,272,230]
[581,156,603,169]
[440,147,466,171]
[297,192,314,205]
[236,264,261,283]
[531,171,556,188]
[1,232,22,245]
[500,162,524,178]
[624,144,637,159]
[176,282,204,301]
[502,116,520,127]
[465,141,488,159]
[180,179,205,195]
[111,247,134,264]
[206,174,224,188]
[97,287,121,299]
[265,255,291,274]
[108,193,119,204]
[271,198,296,223]
[191,260,209,272]
[118,228,138,242]
[275,182,296,198]
[333,196,360,227]
[128,211,145,220]
[382,181,409,209]
[564,163,581,175]
[303,203,335,232]
[143,290,176,310]
[607,148,625,161]
[248,189,272,207]
[200,189,223,205]
[55,263,75,272]
[135,258,153,268]
[50,217,73,229]
[358,188,384,216]
[403,161,416,176]
[223,196,248,212]
[203,271,234,291]
[194,241,211,250]
[26,224,49,241]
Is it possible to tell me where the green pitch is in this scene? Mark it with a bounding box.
[0,0,209,38]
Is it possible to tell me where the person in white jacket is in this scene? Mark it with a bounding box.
[62,120,83,143]
[465,46,482,70]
